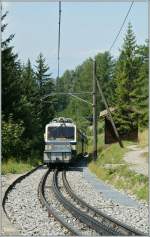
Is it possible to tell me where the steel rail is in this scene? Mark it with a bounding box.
[38,169,81,236]
[62,170,147,236]
[2,164,43,219]
[53,169,118,236]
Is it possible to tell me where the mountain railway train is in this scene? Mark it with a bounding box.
[43,117,87,164]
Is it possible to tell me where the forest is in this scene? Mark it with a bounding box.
[2,11,148,166]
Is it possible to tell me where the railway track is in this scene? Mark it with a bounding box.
[38,168,147,236]
[38,168,81,236]
[2,164,43,219]
[62,170,146,236]
[2,165,147,236]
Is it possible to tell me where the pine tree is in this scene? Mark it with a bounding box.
[21,59,37,98]
[56,70,76,112]
[95,51,114,112]
[1,11,30,160]
[35,53,53,93]
[132,42,149,128]
[66,58,93,123]
[1,10,15,48]
[56,54,115,130]
[35,53,55,128]
[113,23,138,134]
[2,11,23,119]
[18,59,39,139]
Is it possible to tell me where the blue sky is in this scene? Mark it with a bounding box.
[3,1,148,78]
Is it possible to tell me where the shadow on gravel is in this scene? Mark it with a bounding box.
[67,167,83,172]
[40,155,89,172]
[39,165,47,169]
[67,158,88,172]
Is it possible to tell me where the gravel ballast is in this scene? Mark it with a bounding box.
[4,168,68,235]
[45,172,98,236]
[66,170,149,234]
[2,166,149,235]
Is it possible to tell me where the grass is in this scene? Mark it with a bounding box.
[142,152,148,160]
[87,133,105,154]
[88,127,148,201]
[1,158,38,175]
[138,129,148,148]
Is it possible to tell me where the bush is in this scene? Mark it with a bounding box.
[2,115,24,161]
[1,158,33,174]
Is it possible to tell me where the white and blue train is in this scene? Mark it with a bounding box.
[43,117,87,164]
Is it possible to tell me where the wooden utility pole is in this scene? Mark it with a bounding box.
[93,59,97,160]
[96,78,124,148]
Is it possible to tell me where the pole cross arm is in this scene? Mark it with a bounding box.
[41,92,93,106]
[69,93,93,106]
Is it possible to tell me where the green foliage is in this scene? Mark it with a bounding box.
[2,40,23,119]
[113,23,148,133]
[56,53,114,131]
[56,70,75,112]
[35,53,52,91]
[95,51,115,111]
[1,11,15,48]
[21,59,37,99]
[138,129,148,148]
[35,53,56,129]
[1,13,56,166]
[56,23,148,134]
[87,123,105,155]
[56,58,93,130]
[2,115,24,160]
[113,23,138,134]
[132,42,149,128]
[135,185,148,201]
[2,11,148,174]
[97,120,104,134]
[1,158,33,174]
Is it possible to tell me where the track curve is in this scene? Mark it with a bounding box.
[62,170,146,236]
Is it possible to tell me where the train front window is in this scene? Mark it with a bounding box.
[47,127,74,140]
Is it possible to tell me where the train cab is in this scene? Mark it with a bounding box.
[44,118,76,164]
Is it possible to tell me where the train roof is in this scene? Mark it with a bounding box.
[46,117,75,127]
[52,117,74,123]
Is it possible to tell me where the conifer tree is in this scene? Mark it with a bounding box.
[35,53,55,128]
[2,11,23,119]
[95,52,114,112]
[19,59,39,139]
[35,53,53,93]
[132,42,149,128]
[2,11,27,160]
[113,23,138,134]
[56,54,115,129]
[21,59,37,97]
[1,10,14,48]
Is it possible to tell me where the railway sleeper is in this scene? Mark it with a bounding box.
[38,169,82,236]
[53,170,117,236]
[62,171,146,236]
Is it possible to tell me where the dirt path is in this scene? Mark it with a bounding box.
[123,145,148,176]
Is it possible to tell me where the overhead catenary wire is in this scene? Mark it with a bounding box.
[109,1,134,52]
[56,2,93,105]
[55,1,134,123]
[54,2,128,148]
[69,93,93,106]
[57,1,61,79]
[94,1,134,148]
